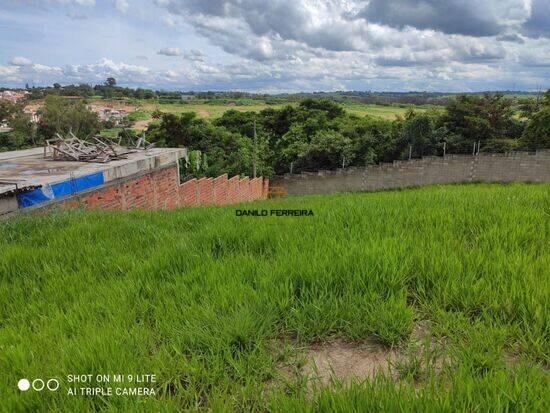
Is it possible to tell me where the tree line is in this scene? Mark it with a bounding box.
[1,91,548,178]
[148,92,550,177]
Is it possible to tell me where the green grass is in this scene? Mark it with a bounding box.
[340,101,433,119]
[138,100,430,120]
[90,99,433,135]
[98,127,124,138]
[1,184,549,411]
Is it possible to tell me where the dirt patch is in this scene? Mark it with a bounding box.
[132,119,152,131]
[304,338,399,387]
[198,110,210,118]
[269,321,451,393]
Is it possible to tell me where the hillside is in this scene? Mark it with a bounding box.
[1,184,548,411]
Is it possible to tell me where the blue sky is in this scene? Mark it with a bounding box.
[1,0,549,92]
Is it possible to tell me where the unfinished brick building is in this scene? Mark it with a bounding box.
[0,147,269,216]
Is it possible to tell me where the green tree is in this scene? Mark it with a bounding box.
[521,108,550,149]
[288,130,354,171]
[105,77,117,87]
[443,93,517,152]
[403,113,437,157]
[520,90,550,149]
[37,95,100,140]
[0,100,18,121]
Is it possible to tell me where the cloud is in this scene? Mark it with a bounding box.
[1,0,549,91]
[182,49,205,62]
[497,33,525,43]
[51,0,96,7]
[359,0,530,37]
[9,57,33,66]
[114,0,129,13]
[66,11,88,19]
[155,0,365,53]
[521,0,550,38]
[158,47,182,56]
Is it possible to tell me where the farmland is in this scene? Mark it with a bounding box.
[1,183,548,411]
[95,98,432,132]
[135,100,430,120]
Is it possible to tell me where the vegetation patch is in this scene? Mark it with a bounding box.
[1,184,548,411]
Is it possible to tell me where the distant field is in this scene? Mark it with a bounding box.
[340,102,432,119]
[1,184,548,411]
[135,100,429,120]
[91,98,432,132]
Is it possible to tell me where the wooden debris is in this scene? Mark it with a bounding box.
[44,133,139,163]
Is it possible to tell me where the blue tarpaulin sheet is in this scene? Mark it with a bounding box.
[17,172,105,208]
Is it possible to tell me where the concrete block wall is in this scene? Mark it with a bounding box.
[54,165,268,211]
[273,151,550,196]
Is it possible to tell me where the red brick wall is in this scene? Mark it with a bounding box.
[213,174,228,205]
[238,177,250,203]
[179,178,198,206]
[227,176,239,204]
[61,166,180,211]
[263,178,270,199]
[197,177,214,205]
[57,164,268,211]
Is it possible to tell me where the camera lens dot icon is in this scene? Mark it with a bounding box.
[18,379,30,391]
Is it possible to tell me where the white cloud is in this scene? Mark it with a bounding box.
[158,47,182,56]
[52,0,96,5]
[114,0,129,13]
[9,57,33,66]
[1,0,549,91]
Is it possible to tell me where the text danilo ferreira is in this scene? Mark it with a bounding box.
[235,209,314,217]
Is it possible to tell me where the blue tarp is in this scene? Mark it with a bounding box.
[17,172,105,208]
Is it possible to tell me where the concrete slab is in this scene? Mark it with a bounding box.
[0,146,187,195]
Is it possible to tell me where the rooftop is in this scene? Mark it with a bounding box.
[0,146,187,196]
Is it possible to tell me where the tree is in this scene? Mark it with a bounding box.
[53,83,61,89]
[443,93,517,152]
[37,95,100,140]
[105,77,117,87]
[0,100,18,121]
[283,130,354,171]
[520,90,550,149]
[521,108,550,149]
[403,113,437,157]
[299,98,345,120]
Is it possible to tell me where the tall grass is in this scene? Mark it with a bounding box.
[0,183,548,411]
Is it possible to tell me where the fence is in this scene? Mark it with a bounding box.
[272,150,550,196]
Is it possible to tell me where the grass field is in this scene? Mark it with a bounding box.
[90,98,430,132]
[123,100,430,131]
[136,100,428,119]
[1,184,548,411]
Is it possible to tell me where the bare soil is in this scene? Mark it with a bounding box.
[304,338,400,386]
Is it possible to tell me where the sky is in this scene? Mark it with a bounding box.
[0,0,549,92]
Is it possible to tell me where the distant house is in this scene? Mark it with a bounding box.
[0,90,28,103]
[87,105,126,125]
[180,94,195,101]
[98,108,126,124]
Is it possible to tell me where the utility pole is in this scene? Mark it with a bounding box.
[252,120,257,178]
[443,141,446,157]
[408,145,412,160]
